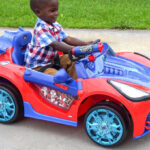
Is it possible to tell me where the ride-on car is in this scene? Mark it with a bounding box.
[0,28,150,147]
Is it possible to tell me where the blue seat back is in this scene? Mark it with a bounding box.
[12,28,32,65]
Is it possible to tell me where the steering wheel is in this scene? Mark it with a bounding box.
[69,39,100,62]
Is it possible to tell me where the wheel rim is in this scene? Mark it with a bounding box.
[0,89,16,122]
[86,108,123,146]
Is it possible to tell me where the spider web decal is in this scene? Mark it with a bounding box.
[34,85,75,110]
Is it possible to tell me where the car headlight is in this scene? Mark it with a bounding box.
[108,80,150,101]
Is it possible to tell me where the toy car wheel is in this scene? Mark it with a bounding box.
[84,104,127,147]
[0,82,23,123]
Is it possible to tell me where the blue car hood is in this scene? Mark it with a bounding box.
[100,55,150,88]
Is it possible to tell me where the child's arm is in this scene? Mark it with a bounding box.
[50,41,73,53]
[63,36,93,46]
[50,36,93,53]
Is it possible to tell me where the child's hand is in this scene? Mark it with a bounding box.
[84,41,94,45]
[85,39,101,45]
[63,36,99,46]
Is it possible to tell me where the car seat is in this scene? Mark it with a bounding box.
[12,27,32,65]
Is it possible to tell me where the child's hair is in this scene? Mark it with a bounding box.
[30,0,52,13]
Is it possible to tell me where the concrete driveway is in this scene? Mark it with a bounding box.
[0,28,150,150]
[0,27,150,55]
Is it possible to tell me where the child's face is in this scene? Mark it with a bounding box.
[36,0,59,24]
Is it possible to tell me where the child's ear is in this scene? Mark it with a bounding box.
[35,8,41,15]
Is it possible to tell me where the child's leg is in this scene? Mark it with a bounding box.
[59,54,77,80]
[33,66,58,75]
[43,68,58,75]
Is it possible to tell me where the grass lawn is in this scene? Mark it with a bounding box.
[0,0,150,29]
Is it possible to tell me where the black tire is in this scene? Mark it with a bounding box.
[84,102,128,147]
[0,82,23,124]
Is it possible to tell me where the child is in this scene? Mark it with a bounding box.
[25,0,93,79]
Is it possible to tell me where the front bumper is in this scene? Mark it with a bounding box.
[134,113,150,139]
